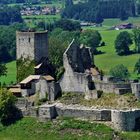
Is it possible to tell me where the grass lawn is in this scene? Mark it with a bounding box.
[103,17,140,27]
[94,29,140,78]
[0,117,140,140]
[0,117,113,140]
[0,61,16,85]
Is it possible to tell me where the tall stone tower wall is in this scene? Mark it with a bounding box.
[34,32,48,63]
[16,31,48,64]
[16,31,35,61]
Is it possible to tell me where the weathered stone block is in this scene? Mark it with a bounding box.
[38,104,57,121]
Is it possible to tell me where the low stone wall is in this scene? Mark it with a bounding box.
[38,104,57,121]
[55,103,111,121]
[131,83,140,99]
[95,82,131,94]
[16,100,140,132]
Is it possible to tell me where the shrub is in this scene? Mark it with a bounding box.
[0,89,21,125]
[109,64,130,80]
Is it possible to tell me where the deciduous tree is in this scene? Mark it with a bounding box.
[115,31,133,55]
[109,64,130,80]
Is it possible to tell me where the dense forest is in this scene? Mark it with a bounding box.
[62,0,136,23]
[0,6,23,25]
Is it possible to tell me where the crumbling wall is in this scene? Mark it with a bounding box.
[131,83,140,99]
[111,110,135,131]
[16,100,140,132]
[55,103,111,121]
[95,82,131,94]
[59,40,91,93]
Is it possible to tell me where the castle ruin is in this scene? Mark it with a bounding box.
[9,30,140,132]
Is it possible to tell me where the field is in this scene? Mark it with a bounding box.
[0,61,16,85]
[94,29,139,78]
[23,14,61,28]
[103,17,140,27]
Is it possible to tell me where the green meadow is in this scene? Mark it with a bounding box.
[95,29,140,78]
[0,117,140,140]
[23,14,61,28]
[0,61,16,85]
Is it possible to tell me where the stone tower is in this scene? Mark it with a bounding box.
[16,30,48,64]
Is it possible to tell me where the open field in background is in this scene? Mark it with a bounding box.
[23,14,61,28]
[0,61,16,85]
[94,29,140,79]
[103,17,140,27]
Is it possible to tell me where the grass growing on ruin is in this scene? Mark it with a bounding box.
[0,61,16,85]
[60,92,140,109]
[0,117,114,140]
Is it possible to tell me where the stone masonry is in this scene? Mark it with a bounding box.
[16,30,48,64]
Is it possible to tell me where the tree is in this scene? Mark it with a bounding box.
[65,0,73,7]
[55,19,81,31]
[0,89,19,125]
[109,64,130,80]
[0,23,27,62]
[134,58,140,75]
[133,28,140,53]
[0,63,7,77]
[115,31,133,55]
[80,29,102,53]
[0,6,23,25]
[48,28,80,80]
[62,0,135,23]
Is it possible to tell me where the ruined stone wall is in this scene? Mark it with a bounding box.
[21,80,37,97]
[35,78,48,100]
[131,83,140,99]
[21,78,59,101]
[16,100,140,131]
[111,110,135,131]
[95,82,131,93]
[55,103,111,121]
[59,42,88,93]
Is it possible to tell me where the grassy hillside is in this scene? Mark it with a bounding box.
[0,61,16,85]
[0,117,113,140]
[94,29,139,78]
[0,117,140,140]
